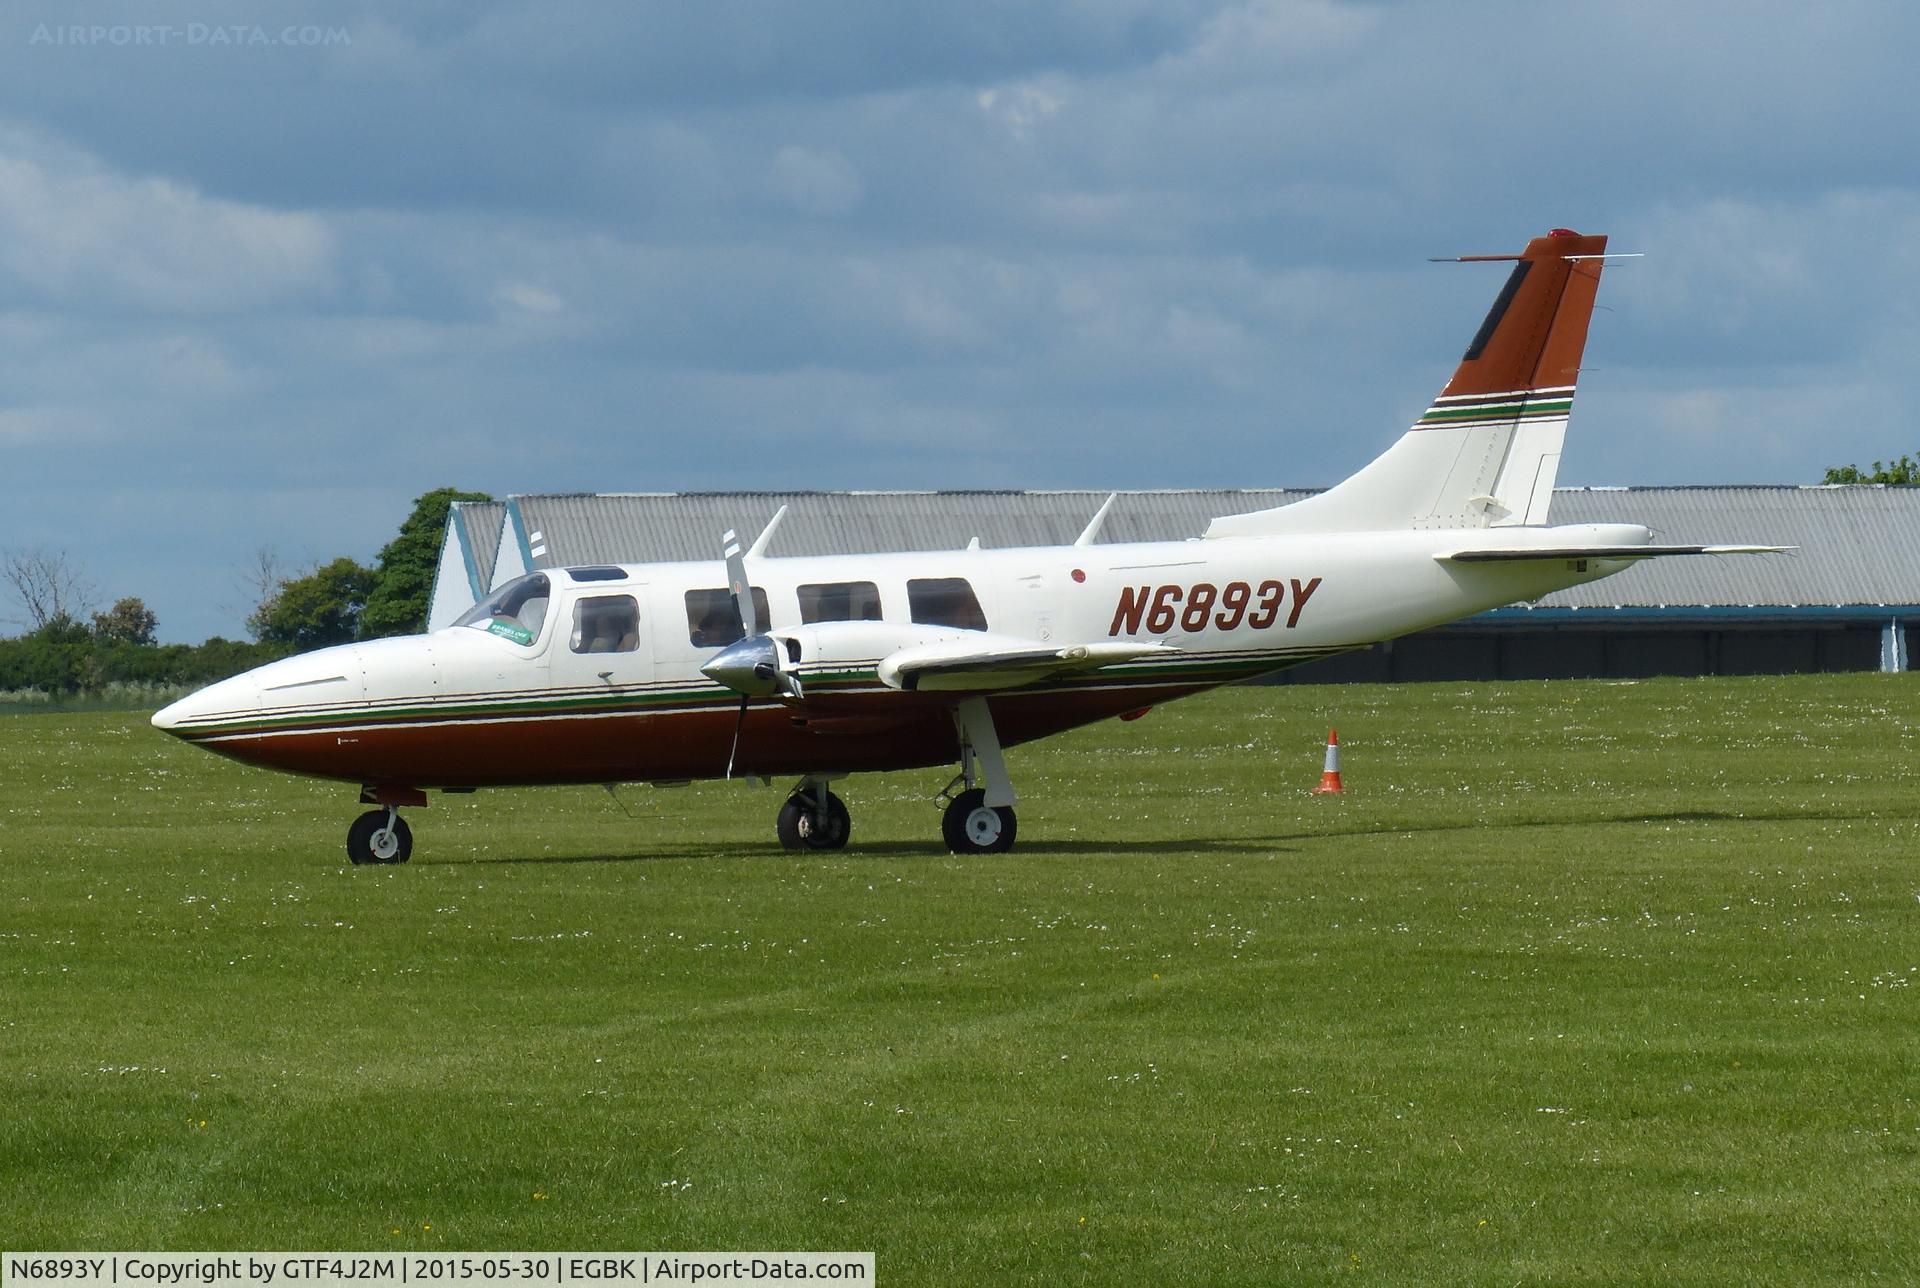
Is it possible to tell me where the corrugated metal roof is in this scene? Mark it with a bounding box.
[513,490,1314,565]
[483,485,1920,611]
[1539,486,1920,609]
[453,501,505,592]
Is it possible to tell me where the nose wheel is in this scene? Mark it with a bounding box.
[347,808,413,865]
[942,788,1016,854]
[776,788,850,851]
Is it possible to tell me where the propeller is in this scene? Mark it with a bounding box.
[702,526,804,777]
[726,528,756,636]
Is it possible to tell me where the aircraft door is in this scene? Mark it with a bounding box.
[551,589,655,691]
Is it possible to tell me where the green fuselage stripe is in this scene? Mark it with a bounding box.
[1419,399,1571,424]
[170,648,1352,742]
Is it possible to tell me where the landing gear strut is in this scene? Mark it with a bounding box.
[777,779,850,851]
[347,807,412,865]
[943,697,1019,854]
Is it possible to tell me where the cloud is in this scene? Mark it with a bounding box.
[1163,0,1380,81]
[4,0,1920,641]
[769,146,865,217]
[0,127,334,316]
[0,404,100,446]
[976,84,1064,140]
[495,282,566,314]
[1610,191,1920,370]
[443,0,1205,108]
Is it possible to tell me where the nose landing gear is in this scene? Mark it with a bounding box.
[347,807,413,865]
[776,778,850,851]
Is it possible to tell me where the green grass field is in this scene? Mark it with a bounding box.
[4,674,1920,1283]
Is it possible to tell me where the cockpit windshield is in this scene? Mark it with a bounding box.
[454,573,552,646]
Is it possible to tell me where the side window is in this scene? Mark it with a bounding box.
[685,587,772,647]
[798,581,882,624]
[907,577,989,631]
[572,595,640,654]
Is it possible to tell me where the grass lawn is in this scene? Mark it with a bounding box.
[3,673,1919,1283]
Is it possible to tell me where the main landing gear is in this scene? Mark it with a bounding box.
[942,788,1016,854]
[347,807,413,865]
[773,698,1021,854]
[940,696,1018,855]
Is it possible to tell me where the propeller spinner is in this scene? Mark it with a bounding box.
[701,526,802,777]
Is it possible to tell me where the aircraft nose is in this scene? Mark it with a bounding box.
[151,670,263,739]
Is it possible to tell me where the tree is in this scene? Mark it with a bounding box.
[250,557,377,651]
[91,597,158,646]
[236,546,286,642]
[1824,455,1920,484]
[360,488,493,638]
[1,547,94,632]
[26,614,91,644]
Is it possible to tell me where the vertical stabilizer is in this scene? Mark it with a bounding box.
[1208,229,1608,538]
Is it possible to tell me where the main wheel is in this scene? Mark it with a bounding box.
[347,809,413,865]
[776,791,850,851]
[942,788,1017,854]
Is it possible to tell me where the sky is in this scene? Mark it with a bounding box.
[4,0,1919,642]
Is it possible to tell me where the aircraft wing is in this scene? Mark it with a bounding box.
[877,635,1172,693]
[1437,544,1791,564]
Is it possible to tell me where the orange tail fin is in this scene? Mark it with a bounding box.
[1209,229,1610,538]
[1441,228,1607,398]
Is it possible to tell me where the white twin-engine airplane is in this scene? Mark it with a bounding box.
[155,229,1778,863]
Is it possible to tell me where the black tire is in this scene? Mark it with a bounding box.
[776,791,850,851]
[347,809,413,865]
[942,788,1017,854]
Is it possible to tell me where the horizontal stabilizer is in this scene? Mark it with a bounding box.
[1438,544,1792,564]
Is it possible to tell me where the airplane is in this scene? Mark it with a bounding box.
[152,228,1781,863]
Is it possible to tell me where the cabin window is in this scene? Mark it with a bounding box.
[454,573,551,647]
[798,581,883,624]
[685,587,772,647]
[571,595,640,654]
[565,566,628,582]
[908,577,989,631]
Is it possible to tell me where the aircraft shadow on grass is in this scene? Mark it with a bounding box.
[1247,805,1860,847]
[432,806,1867,867]
[447,834,1302,866]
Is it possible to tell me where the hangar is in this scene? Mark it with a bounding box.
[430,486,1920,682]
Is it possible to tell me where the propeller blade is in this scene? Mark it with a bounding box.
[725,694,749,779]
[722,528,758,638]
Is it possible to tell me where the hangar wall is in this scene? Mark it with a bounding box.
[1278,622,1895,684]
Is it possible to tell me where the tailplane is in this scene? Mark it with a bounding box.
[1208,229,1609,538]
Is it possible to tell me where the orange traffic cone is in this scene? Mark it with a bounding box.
[1311,729,1344,794]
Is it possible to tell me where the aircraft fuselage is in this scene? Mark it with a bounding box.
[153,524,1642,790]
